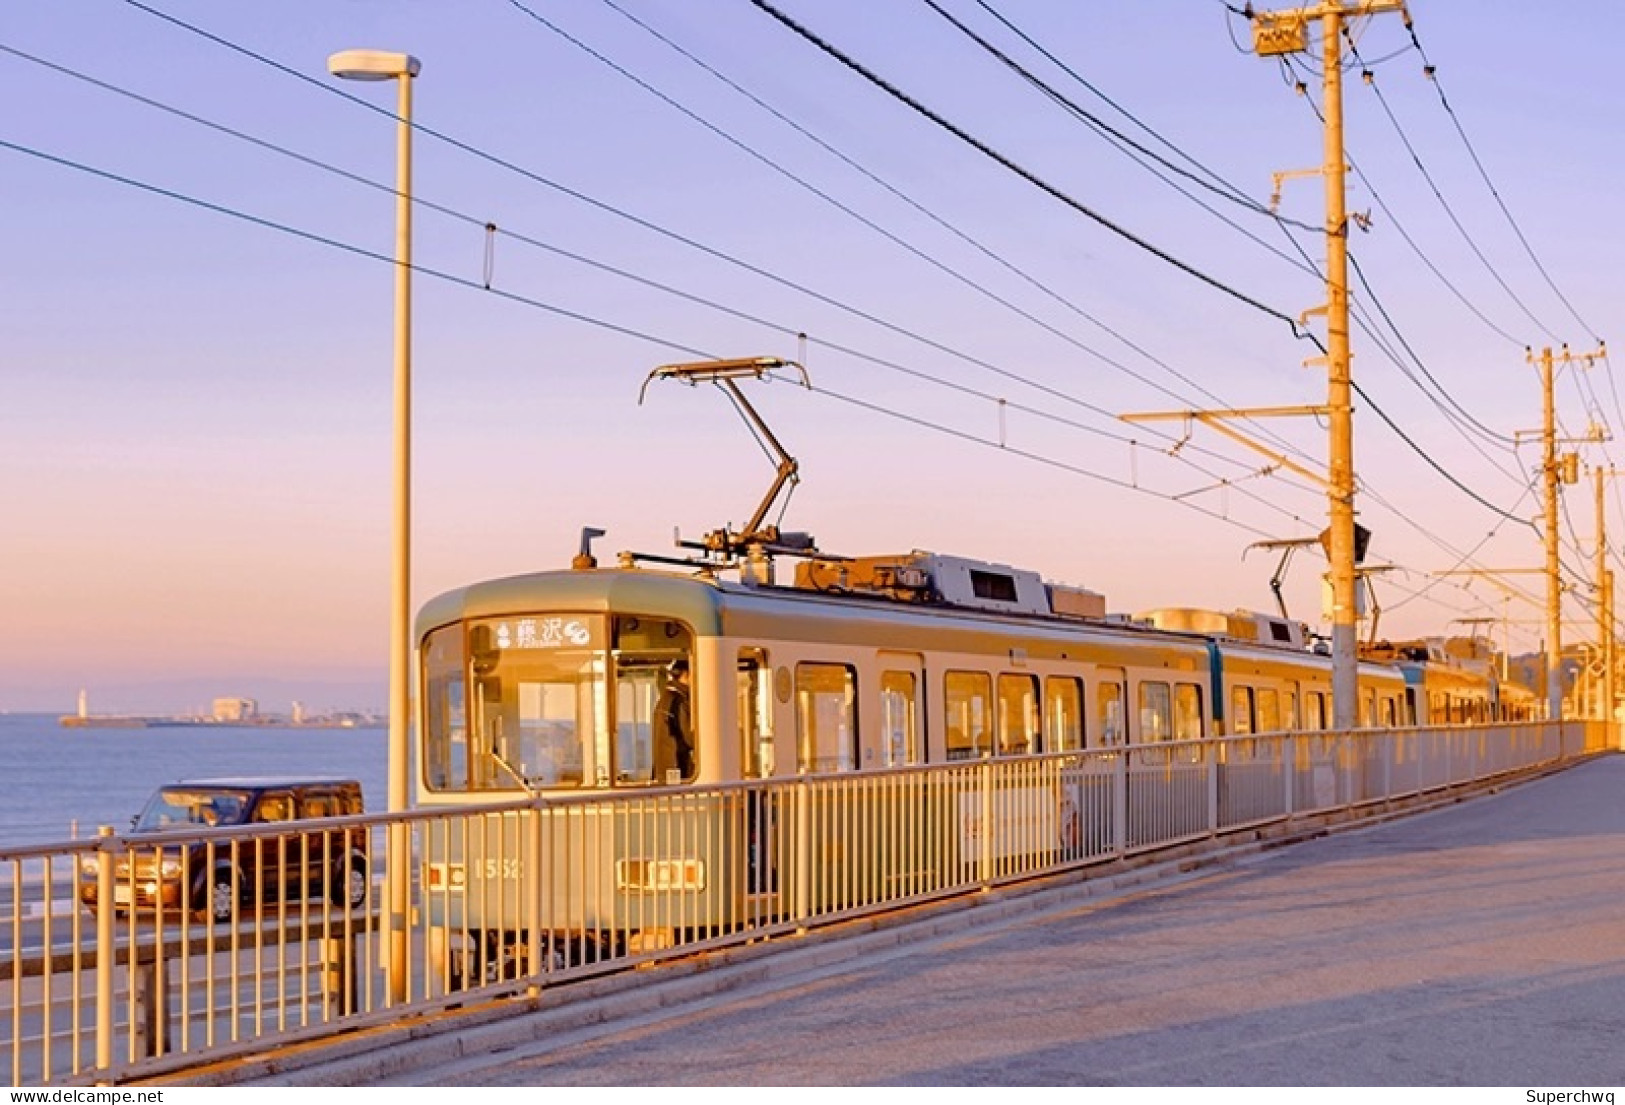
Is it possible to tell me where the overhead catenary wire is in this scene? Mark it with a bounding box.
[47,0,1573,643]
[745,0,1315,343]
[585,0,1296,424]
[1343,29,1560,344]
[0,134,1328,546]
[111,0,1325,504]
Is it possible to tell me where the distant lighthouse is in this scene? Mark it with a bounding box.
[77,689,87,719]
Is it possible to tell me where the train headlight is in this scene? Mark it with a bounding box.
[616,857,706,893]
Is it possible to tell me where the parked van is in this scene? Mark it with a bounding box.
[79,777,368,922]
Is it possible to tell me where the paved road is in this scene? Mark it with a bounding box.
[379,756,1625,1087]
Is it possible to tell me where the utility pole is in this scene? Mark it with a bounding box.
[1596,465,1616,720]
[1522,345,1607,719]
[1538,346,1564,721]
[1246,0,1404,729]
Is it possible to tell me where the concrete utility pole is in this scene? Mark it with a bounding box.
[1537,346,1565,721]
[1596,465,1615,720]
[1247,0,1404,729]
[1524,345,1607,720]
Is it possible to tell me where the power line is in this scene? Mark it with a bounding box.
[0,133,1322,543]
[1402,12,1603,345]
[114,0,1312,492]
[745,0,1314,341]
[1344,29,1559,344]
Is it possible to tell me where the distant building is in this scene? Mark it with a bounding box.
[212,697,258,722]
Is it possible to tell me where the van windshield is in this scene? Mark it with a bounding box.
[135,789,251,832]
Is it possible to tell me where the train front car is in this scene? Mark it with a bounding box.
[414,569,745,987]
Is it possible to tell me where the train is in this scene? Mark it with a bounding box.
[410,541,1532,985]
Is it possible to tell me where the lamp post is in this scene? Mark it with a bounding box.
[328,47,420,1005]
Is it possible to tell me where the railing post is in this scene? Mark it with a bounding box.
[323,933,358,1018]
[1283,734,1295,817]
[1206,741,1219,835]
[979,759,994,887]
[792,780,810,931]
[93,826,116,1082]
[526,803,544,992]
[1113,750,1129,855]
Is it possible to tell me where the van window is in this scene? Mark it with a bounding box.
[301,793,338,819]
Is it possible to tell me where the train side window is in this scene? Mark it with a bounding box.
[1138,681,1172,742]
[1097,669,1126,746]
[1230,686,1255,736]
[1257,687,1281,733]
[1381,695,1397,727]
[1174,683,1204,740]
[944,671,992,760]
[1361,688,1376,727]
[1045,676,1085,752]
[1285,689,1300,731]
[796,663,857,773]
[879,670,921,767]
[738,648,774,778]
[1306,691,1325,730]
[423,625,468,791]
[997,674,1040,755]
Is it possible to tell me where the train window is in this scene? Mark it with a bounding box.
[796,663,857,773]
[1138,681,1172,742]
[1174,683,1203,740]
[1305,691,1325,730]
[945,671,992,760]
[1230,686,1255,736]
[613,619,695,787]
[738,649,774,778]
[997,674,1040,755]
[1045,677,1084,752]
[1361,688,1376,727]
[1257,688,1281,733]
[422,624,468,791]
[429,615,612,793]
[1381,695,1397,727]
[880,670,921,766]
[1097,669,1126,746]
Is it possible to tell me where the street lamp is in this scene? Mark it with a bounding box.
[328,46,420,1005]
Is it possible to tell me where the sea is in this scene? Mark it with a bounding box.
[0,713,389,849]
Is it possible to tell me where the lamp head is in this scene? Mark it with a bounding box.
[328,49,420,81]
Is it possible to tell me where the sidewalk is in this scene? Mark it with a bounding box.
[410,756,1625,1086]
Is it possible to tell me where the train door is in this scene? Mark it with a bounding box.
[736,648,777,903]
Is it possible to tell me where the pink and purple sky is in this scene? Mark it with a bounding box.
[4,1,1622,713]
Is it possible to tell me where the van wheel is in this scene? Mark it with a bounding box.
[333,856,369,909]
[197,869,240,924]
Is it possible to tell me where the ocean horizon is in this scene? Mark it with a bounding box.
[0,712,390,848]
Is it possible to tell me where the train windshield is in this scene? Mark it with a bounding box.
[421,613,693,793]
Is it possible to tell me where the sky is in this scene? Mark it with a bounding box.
[3,0,1623,713]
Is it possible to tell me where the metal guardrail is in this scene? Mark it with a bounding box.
[2,720,1609,1085]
